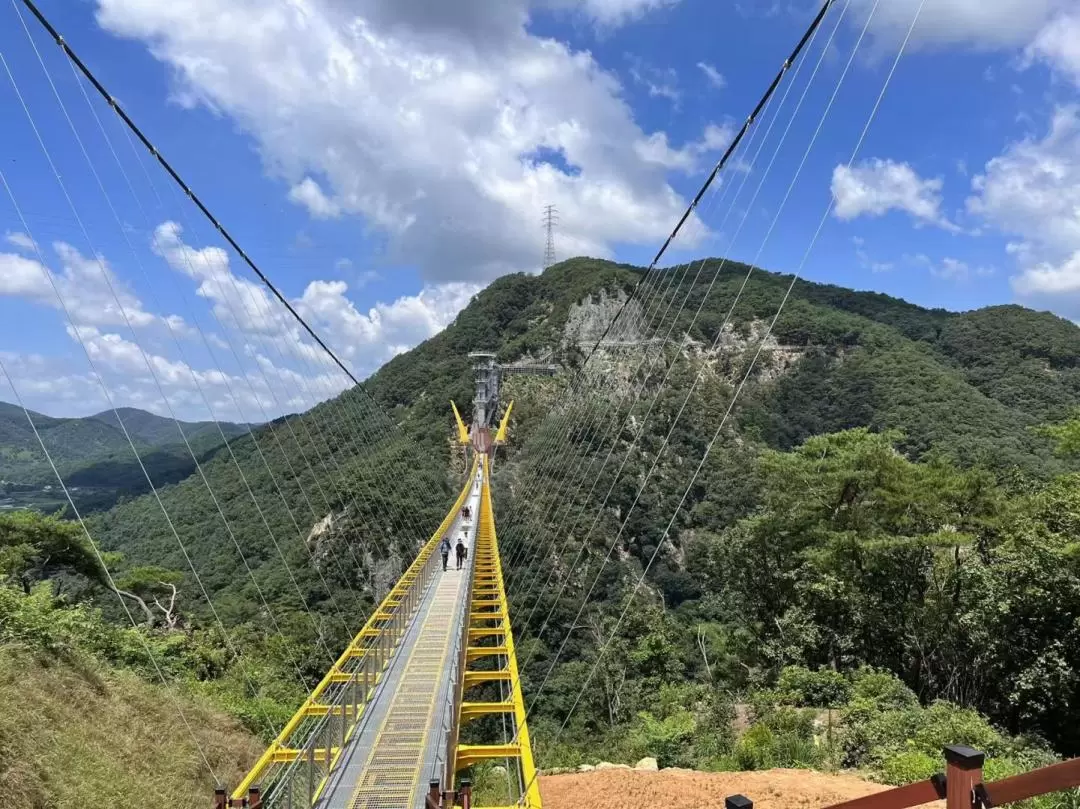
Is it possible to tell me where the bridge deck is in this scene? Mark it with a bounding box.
[318,466,483,809]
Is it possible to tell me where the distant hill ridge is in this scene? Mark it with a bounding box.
[0,401,252,510]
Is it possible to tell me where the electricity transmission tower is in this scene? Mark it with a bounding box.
[542,204,559,269]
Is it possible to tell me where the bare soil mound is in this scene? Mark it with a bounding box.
[541,767,891,809]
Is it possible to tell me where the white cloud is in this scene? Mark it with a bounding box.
[1025,12,1080,88]
[0,241,185,332]
[633,123,733,173]
[551,0,679,27]
[2,218,479,420]
[627,57,680,105]
[832,159,958,232]
[849,0,1069,51]
[930,256,994,282]
[967,105,1080,310]
[288,177,342,219]
[94,0,705,283]
[4,232,36,252]
[968,106,1080,260]
[66,324,322,422]
[697,61,726,89]
[852,237,893,273]
[1011,251,1080,296]
[152,221,476,378]
[297,279,479,368]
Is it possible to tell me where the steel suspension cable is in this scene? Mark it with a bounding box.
[520,0,866,728]
[502,0,836,593]
[20,0,445,622]
[497,0,838,561]
[15,0,434,454]
[518,1,921,791]
[44,36,322,687]
[0,110,280,734]
[30,9,373,606]
[492,0,839,512]
[506,11,832,629]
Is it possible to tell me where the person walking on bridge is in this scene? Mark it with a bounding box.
[440,536,452,572]
[455,537,467,570]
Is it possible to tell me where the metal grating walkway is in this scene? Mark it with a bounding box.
[345,580,463,808]
[317,468,481,809]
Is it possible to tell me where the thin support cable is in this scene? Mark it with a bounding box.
[56,52,323,688]
[504,5,832,593]
[7,7,348,664]
[503,0,839,452]
[501,19,808,586]
[17,0,439,480]
[0,139,278,737]
[499,1,835,556]
[506,7,831,636]
[0,361,220,781]
[523,0,870,731]
[520,1,918,792]
[221,275,436,547]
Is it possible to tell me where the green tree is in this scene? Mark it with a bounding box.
[0,511,106,594]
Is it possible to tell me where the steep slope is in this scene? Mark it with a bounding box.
[0,647,262,809]
[84,256,1080,614]
[64,256,1080,756]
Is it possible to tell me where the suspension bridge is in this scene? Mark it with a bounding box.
[4,2,1080,809]
[222,449,538,809]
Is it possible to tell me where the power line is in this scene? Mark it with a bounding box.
[542,204,558,269]
[573,0,836,366]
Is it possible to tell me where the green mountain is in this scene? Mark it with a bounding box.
[12,256,1080,777]
[0,402,251,512]
[88,406,252,451]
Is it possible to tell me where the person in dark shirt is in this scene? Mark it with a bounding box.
[440,536,452,572]
[455,537,467,570]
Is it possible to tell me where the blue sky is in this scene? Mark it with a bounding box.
[1,0,1079,421]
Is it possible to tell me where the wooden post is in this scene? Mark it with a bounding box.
[726,795,753,809]
[246,787,262,809]
[944,745,985,809]
[213,788,227,809]
[460,777,473,809]
[427,779,442,809]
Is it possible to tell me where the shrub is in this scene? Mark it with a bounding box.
[735,723,777,770]
[849,667,918,710]
[631,709,696,768]
[879,751,939,785]
[777,666,852,707]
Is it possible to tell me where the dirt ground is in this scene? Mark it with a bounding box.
[540,767,893,809]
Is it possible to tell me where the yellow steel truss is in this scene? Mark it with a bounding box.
[230,455,479,805]
[494,401,513,445]
[453,455,542,808]
[451,401,470,445]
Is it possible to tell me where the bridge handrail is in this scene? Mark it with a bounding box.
[229,455,481,805]
[434,458,484,792]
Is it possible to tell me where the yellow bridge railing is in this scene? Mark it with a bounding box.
[227,455,480,808]
[451,454,541,808]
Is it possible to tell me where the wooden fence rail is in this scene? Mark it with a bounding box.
[726,746,1080,809]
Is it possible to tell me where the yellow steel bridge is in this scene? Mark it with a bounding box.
[222,404,539,809]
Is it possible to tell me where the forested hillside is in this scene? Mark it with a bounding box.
[5,255,1080,804]
[0,402,250,512]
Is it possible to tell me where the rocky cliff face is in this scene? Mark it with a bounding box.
[562,289,646,347]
